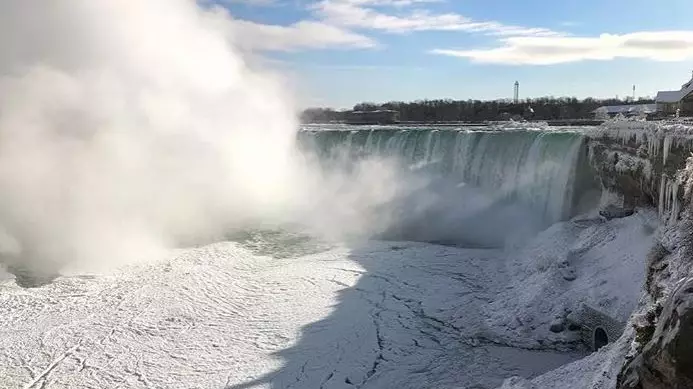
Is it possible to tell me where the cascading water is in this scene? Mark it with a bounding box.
[299,127,599,246]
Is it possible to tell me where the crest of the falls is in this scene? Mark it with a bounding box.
[298,127,597,232]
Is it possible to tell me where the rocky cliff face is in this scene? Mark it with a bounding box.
[618,276,693,389]
[585,122,693,389]
[614,210,693,389]
[585,123,691,214]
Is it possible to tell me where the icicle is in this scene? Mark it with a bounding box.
[657,174,681,224]
[670,180,680,224]
[663,135,672,166]
[660,176,668,219]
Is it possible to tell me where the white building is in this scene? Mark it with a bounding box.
[593,104,657,118]
[656,72,693,116]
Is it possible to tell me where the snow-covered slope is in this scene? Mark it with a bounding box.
[0,209,656,389]
[487,210,658,349]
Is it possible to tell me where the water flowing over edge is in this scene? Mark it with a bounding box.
[298,127,598,227]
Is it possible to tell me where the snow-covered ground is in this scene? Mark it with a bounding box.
[0,210,657,389]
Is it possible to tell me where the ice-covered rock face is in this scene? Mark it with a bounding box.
[585,122,693,222]
[618,279,693,389]
[584,123,693,389]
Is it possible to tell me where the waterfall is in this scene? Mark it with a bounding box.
[299,128,593,227]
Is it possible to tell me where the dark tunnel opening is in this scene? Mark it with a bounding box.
[594,327,609,351]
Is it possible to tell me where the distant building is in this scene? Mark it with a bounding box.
[345,110,400,125]
[656,72,693,116]
[593,104,657,118]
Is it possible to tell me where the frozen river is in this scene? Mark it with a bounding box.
[0,211,655,388]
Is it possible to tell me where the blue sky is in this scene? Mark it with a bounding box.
[216,0,693,108]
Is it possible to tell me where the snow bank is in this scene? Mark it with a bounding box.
[489,209,657,344]
[493,209,659,389]
[499,334,629,389]
[0,208,658,389]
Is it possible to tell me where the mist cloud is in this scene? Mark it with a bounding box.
[0,0,554,281]
[0,0,302,272]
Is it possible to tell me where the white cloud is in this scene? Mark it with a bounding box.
[559,21,580,27]
[338,0,442,6]
[197,2,377,52]
[207,0,559,53]
[211,0,279,6]
[431,31,693,65]
[226,19,377,51]
[312,0,559,36]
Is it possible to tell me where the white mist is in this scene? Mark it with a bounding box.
[0,1,301,271]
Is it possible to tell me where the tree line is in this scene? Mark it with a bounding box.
[300,97,656,123]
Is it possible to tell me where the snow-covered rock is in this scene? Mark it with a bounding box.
[618,278,693,388]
